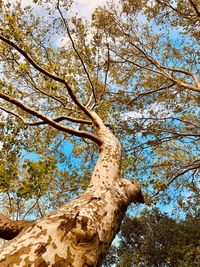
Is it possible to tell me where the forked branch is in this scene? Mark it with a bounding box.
[155,0,200,21]
[151,163,200,198]
[0,106,92,126]
[0,35,93,119]
[57,1,97,103]
[0,91,102,145]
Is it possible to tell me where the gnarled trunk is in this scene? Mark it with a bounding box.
[0,112,144,266]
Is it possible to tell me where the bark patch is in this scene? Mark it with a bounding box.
[34,257,48,267]
[58,217,77,233]
[34,243,47,255]
[53,254,69,266]
[0,246,31,266]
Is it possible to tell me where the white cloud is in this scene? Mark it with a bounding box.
[74,0,108,18]
[7,0,111,17]
[56,25,95,47]
[122,101,173,121]
[56,36,69,47]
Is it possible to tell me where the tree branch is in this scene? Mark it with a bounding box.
[22,200,38,220]
[0,105,92,126]
[153,127,200,137]
[57,1,97,103]
[151,163,200,198]
[155,0,200,21]
[128,81,175,104]
[188,0,200,17]
[29,116,92,126]
[173,117,200,129]
[0,35,93,119]
[160,66,200,89]
[0,106,26,123]
[100,43,110,101]
[129,115,200,128]
[24,73,67,107]
[123,36,200,93]
[0,91,102,145]
[109,49,167,77]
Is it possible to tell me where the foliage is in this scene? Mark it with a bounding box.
[0,0,199,220]
[91,0,200,207]
[104,208,200,267]
[0,120,89,219]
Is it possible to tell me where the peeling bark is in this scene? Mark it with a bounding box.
[0,112,144,266]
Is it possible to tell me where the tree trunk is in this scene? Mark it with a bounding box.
[0,112,144,266]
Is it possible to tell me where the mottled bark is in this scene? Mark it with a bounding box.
[0,112,144,266]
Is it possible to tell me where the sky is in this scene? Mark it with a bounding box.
[2,0,196,219]
[73,0,108,18]
[8,0,110,46]
[11,0,109,18]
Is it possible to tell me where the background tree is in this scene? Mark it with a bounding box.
[104,208,200,267]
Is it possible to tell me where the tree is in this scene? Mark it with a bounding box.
[104,208,200,267]
[0,0,199,266]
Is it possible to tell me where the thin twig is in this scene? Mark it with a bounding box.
[0,35,93,119]
[57,1,97,103]
[151,163,200,198]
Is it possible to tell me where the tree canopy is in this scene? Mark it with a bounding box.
[0,1,199,263]
[104,208,200,267]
